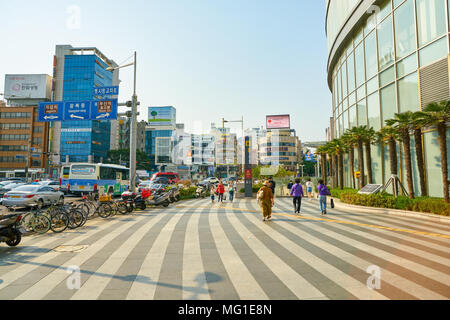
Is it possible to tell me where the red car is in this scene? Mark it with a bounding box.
[150,172,179,184]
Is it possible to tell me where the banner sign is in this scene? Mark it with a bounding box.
[38,99,118,122]
[93,86,119,97]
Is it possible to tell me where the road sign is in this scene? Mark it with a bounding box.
[90,99,118,121]
[64,100,91,121]
[38,102,64,122]
[93,86,119,97]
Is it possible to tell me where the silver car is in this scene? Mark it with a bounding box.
[3,185,64,209]
[36,181,61,192]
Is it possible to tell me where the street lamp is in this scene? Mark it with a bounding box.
[106,52,138,192]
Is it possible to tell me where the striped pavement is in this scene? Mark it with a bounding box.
[0,197,449,300]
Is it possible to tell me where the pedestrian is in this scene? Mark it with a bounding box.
[210,185,216,203]
[306,178,314,201]
[290,178,304,214]
[268,177,276,195]
[228,181,235,202]
[317,179,331,215]
[216,180,225,203]
[257,180,274,221]
[287,180,294,196]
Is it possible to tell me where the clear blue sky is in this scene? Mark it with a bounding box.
[0,0,331,141]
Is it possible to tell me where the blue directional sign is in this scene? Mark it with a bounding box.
[90,99,118,121]
[93,86,119,97]
[63,100,91,121]
[38,102,64,122]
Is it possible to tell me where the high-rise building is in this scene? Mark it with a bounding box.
[245,127,267,165]
[51,45,119,165]
[116,117,146,151]
[326,0,450,197]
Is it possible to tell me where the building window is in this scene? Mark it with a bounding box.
[394,0,416,59]
[357,99,367,127]
[31,160,41,167]
[381,83,397,126]
[33,137,42,145]
[0,145,27,151]
[397,53,417,78]
[0,156,26,163]
[416,0,447,47]
[377,15,395,70]
[397,72,419,112]
[419,37,448,67]
[367,92,381,131]
[33,126,43,133]
[355,43,366,87]
[365,31,378,79]
[0,134,30,141]
[0,123,30,130]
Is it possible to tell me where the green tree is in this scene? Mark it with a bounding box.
[347,126,367,189]
[411,111,429,197]
[316,146,328,184]
[341,132,357,189]
[386,112,416,199]
[378,125,399,195]
[362,127,377,185]
[422,100,450,202]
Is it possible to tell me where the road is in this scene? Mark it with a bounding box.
[0,197,449,300]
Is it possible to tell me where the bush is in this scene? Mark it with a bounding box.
[179,186,197,200]
[330,188,358,199]
[338,191,450,216]
[239,183,264,193]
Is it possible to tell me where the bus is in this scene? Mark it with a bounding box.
[61,163,130,196]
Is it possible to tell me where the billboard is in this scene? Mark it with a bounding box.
[266,114,290,130]
[304,150,315,162]
[148,106,176,126]
[4,74,51,100]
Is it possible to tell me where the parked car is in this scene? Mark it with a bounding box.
[35,180,61,192]
[150,172,179,184]
[203,177,220,185]
[3,185,64,209]
[0,183,26,197]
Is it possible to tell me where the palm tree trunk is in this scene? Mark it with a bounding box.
[364,141,373,184]
[349,146,355,189]
[332,154,338,189]
[437,123,449,203]
[401,130,415,199]
[414,128,427,197]
[358,139,365,189]
[321,154,326,184]
[339,152,344,190]
[388,137,398,195]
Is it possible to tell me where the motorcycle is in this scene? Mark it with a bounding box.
[121,191,147,212]
[168,186,180,203]
[0,213,24,247]
[146,187,171,207]
[195,184,208,198]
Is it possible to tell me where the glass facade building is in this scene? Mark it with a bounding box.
[145,129,175,171]
[326,0,450,197]
[60,54,114,163]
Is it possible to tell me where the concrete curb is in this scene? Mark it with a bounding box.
[333,198,450,225]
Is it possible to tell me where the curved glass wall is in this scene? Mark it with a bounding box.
[328,0,450,197]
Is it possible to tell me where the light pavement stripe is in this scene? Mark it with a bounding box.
[13,215,151,300]
[292,200,450,253]
[0,216,132,292]
[209,208,269,300]
[182,212,211,300]
[226,208,327,300]
[69,210,175,300]
[297,199,450,235]
[240,208,389,300]
[255,208,444,300]
[125,210,185,300]
[291,214,450,298]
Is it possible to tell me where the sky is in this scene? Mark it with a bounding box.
[0,0,331,142]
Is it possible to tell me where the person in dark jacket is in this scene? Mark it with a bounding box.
[268,177,276,195]
[290,178,304,214]
[287,180,294,196]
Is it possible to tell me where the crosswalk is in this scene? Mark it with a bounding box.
[0,197,449,300]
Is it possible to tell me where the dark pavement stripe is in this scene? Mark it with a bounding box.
[198,206,239,300]
[273,201,450,298]
[217,207,298,300]
[153,211,193,300]
[0,215,148,300]
[241,200,359,300]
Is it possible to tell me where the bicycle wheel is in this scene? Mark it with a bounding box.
[18,213,34,233]
[97,203,112,219]
[50,213,69,233]
[31,215,51,234]
[68,209,84,229]
[117,202,128,215]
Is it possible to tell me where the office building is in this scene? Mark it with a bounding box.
[258,129,301,171]
[326,0,450,197]
[116,117,146,151]
[51,45,119,165]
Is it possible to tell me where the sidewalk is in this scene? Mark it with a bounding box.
[332,197,450,225]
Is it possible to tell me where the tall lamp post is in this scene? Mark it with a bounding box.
[107,52,138,192]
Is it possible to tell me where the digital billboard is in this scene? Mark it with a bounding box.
[266,114,290,130]
[148,106,176,126]
[4,74,51,100]
[304,150,316,162]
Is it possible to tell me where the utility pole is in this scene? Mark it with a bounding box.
[129,51,138,192]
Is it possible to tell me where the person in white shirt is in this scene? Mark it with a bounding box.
[306,178,314,201]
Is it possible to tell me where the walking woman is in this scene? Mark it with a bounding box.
[317,179,331,215]
[257,180,274,221]
[216,181,225,203]
[306,178,314,201]
[290,178,304,214]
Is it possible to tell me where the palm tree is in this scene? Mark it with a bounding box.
[411,111,428,197]
[386,112,415,199]
[378,125,399,194]
[347,126,367,189]
[328,139,345,190]
[362,127,377,184]
[422,100,450,202]
[342,131,357,189]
